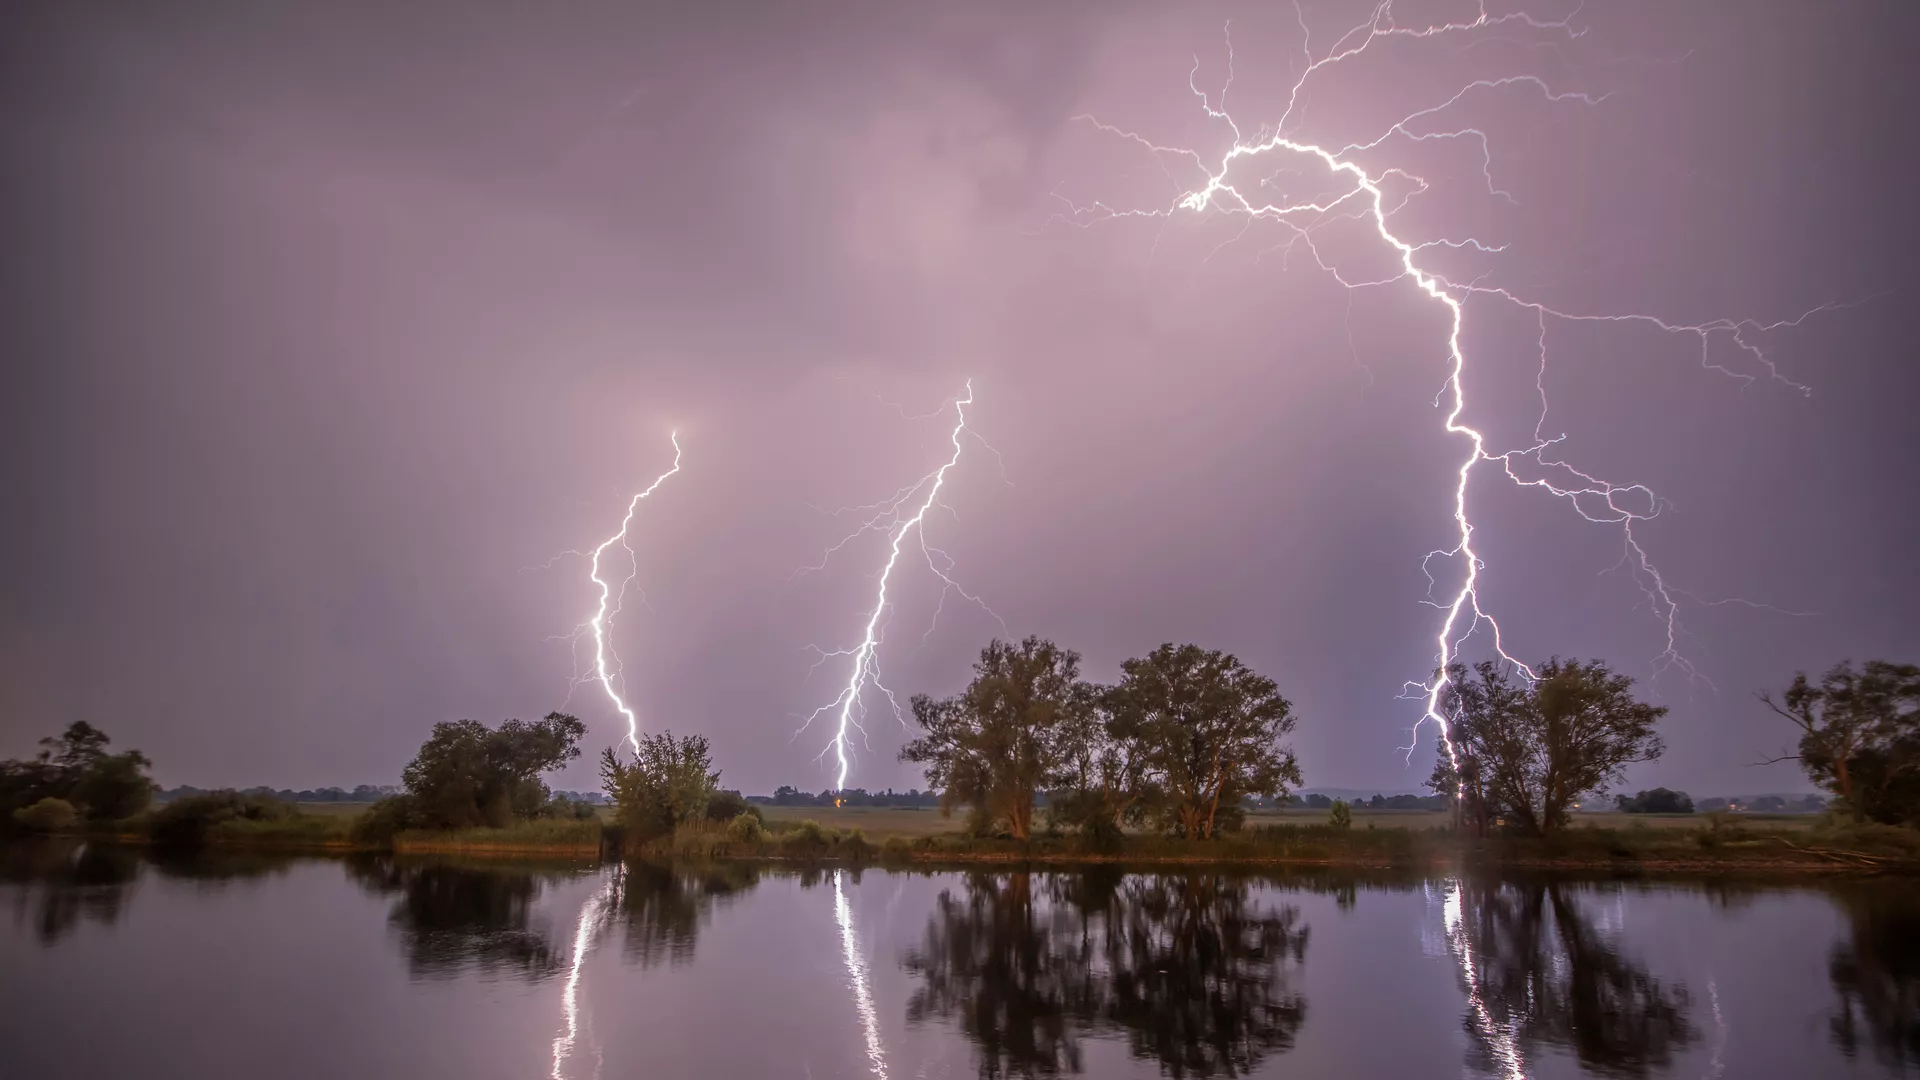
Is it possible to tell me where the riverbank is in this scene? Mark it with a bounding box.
[39,807,1917,874]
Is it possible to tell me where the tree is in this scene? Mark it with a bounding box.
[1760,660,1920,826]
[1047,682,1149,845]
[901,637,1091,841]
[0,722,153,824]
[600,730,719,844]
[1438,658,1668,837]
[1104,643,1301,840]
[1328,799,1352,830]
[400,713,587,829]
[1615,788,1694,814]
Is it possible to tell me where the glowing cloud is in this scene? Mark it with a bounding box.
[1062,8,1843,779]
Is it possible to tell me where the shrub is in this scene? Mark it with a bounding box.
[1329,800,1353,831]
[707,789,759,824]
[12,797,79,833]
[842,828,875,862]
[781,818,833,857]
[150,790,295,847]
[725,810,764,845]
[881,835,914,862]
[601,731,718,844]
[350,794,422,847]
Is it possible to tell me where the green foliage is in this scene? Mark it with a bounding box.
[724,810,764,844]
[881,835,915,862]
[400,713,587,829]
[149,790,296,847]
[1762,660,1920,826]
[780,818,833,857]
[1439,658,1668,836]
[842,828,875,862]
[12,797,79,833]
[0,722,154,826]
[600,730,720,845]
[1105,643,1301,839]
[350,794,422,846]
[705,788,758,824]
[900,636,1093,840]
[1328,799,1352,830]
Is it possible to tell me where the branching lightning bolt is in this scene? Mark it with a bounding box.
[796,381,1000,791]
[583,434,682,755]
[1059,4,1850,784]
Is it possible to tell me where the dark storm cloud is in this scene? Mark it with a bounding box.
[2,0,1914,797]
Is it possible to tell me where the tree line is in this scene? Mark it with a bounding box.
[5,652,1914,844]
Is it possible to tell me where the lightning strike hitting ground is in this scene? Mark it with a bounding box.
[1060,5,1845,781]
[797,382,998,791]
[586,434,682,755]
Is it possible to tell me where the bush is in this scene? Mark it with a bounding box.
[601,731,719,844]
[724,810,764,845]
[881,835,914,862]
[150,790,295,847]
[12,797,79,833]
[350,795,422,847]
[706,789,759,824]
[842,828,875,862]
[1329,800,1353,830]
[781,818,833,857]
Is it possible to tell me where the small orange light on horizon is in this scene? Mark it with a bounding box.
[835,798,843,808]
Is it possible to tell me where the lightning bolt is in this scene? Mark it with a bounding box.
[1060,6,1849,783]
[796,381,997,792]
[585,433,682,755]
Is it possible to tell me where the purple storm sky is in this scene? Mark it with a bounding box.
[2,1,1915,797]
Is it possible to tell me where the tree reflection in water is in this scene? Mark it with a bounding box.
[1,839,141,945]
[346,856,577,981]
[1828,884,1920,1067]
[904,870,1308,1079]
[1445,879,1694,1079]
[611,859,760,968]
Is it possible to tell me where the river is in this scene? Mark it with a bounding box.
[2,841,1913,1079]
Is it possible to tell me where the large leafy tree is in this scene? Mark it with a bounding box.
[600,730,719,843]
[0,721,153,824]
[901,636,1091,840]
[1104,644,1300,840]
[1437,658,1667,837]
[399,712,586,829]
[1760,660,1920,826]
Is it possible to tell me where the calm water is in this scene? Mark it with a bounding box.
[3,842,1916,1079]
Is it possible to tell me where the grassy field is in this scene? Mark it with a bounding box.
[280,802,1821,837]
[757,805,963,838]
[105,799,1873,872]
